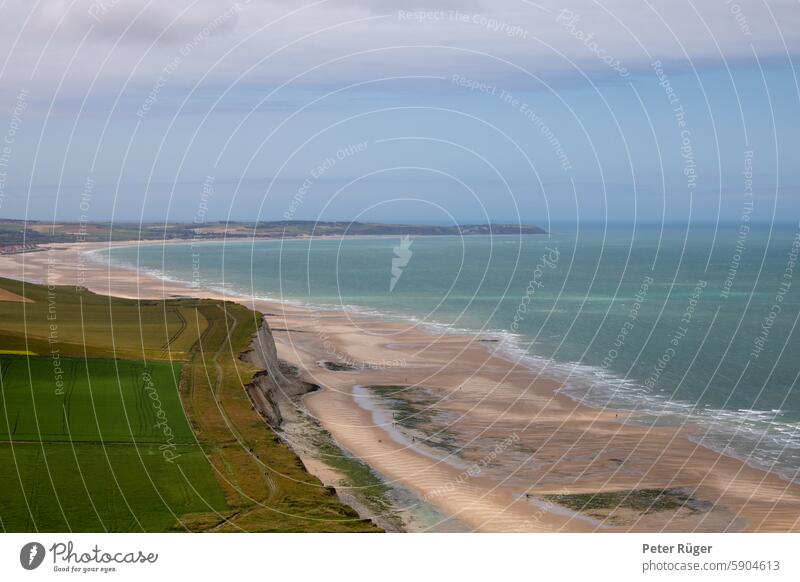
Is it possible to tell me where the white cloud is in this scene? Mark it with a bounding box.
[0,0,798,103]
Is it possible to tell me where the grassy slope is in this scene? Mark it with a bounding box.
[0,277,379,532]
[178,302,378,532]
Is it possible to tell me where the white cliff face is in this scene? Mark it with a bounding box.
[242,319,320,429]
[242,320,284,428]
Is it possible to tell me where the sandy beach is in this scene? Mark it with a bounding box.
[2,240,800,533]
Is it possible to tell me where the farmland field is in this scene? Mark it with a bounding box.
[0,277,205,361]
[0,277,379,532]
[0,354,227,531]
[0,444,227,532]
[0,356,191,443]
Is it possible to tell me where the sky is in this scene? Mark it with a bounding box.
[0,0,798,227]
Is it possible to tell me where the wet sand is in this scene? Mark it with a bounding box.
[2,240,800,532]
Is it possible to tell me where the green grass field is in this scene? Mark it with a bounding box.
[0,353,227,532]
[0,356,192,443]
[0,277,379,532]
[0,444,228,532]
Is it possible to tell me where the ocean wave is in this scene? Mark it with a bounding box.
[488,334,800,484]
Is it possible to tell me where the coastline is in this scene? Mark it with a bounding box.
[2,240,800,532]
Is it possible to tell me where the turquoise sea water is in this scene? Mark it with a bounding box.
[95,223,800,482]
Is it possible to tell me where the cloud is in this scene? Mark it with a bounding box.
[32,0,239,43]
[336,0,485,12]
[0,0,798,104]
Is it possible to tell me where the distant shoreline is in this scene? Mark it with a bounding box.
[0,219,547,251]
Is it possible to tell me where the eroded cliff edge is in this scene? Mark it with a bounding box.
[240,318,403,531]
[240,318,318,428]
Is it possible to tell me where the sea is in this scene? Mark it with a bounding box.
[93,222,800,483]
